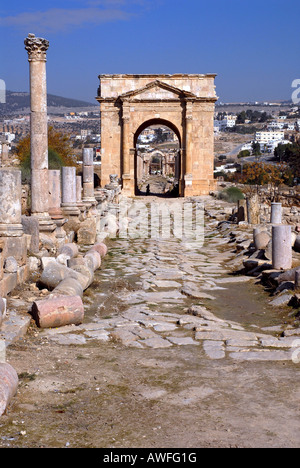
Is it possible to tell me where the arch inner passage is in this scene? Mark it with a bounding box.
[135,123,180,197]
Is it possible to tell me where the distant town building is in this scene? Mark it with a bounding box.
[215,114,237,131]
[0,131,15,143]
[255,130,285,144]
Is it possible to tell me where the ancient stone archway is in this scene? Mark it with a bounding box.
[96,74,218,197]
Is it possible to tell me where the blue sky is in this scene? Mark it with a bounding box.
[0,0,299,103]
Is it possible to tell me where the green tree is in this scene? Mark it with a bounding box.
[237,149,250,158]
[252,141,261,156]
[236,111,246,124]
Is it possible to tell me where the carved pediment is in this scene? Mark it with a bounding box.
[119,80,197,101]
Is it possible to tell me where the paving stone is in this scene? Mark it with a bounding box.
[229,349,293,361]
[195,330,225,341]
[225,339,258,347]
[142,336,173,348]
[153,323,178,332]
[203,340,225,359]
[195,329,258,342]
[188,305,226,323]
[84,330,110,341]
[166,336,199,346]
[259,336,300,348]
[110,329,139,346]
[130,327,158,340]
[181,286,216,300]
[152,280,182,288]
[215,276,253,284]
[48,334,87,345]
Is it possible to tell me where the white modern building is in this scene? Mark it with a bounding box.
[214,114,237,131]
[255,131,285,144]
[214,163,237,174]
[265,139,291,153]
[241,142,253,151]
[254,131,285,153]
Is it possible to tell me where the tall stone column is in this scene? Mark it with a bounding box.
[122,117,130,176]
[82,148,96,206]
[24,33,55,233]
[1,144,9,166]
[184,102,193,196]
[246,194,260,225]
[0,169,27,266]
[61,167,80,216]
[185,116,193,175]
[76,175,86,213]
[121,102,133,195]
[76,176,82,203]
[0,170,23,237]
[272,225,292,270]
[48,169,66,239]
[48,170,63,218]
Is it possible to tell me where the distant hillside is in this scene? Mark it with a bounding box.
[0,91,97,115]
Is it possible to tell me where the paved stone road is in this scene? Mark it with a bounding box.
[42,197,300,364]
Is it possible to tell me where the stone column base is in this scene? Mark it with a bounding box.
[61,204,81,217]
[184,178,217,197]
[0,224,24,238]
[31,213,57,233]
[122,175,135,197]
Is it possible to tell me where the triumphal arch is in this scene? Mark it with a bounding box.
[96,74,218,197]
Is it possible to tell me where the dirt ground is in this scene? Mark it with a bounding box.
[0,196,299,449]
[0,326,299,448]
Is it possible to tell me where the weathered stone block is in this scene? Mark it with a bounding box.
[77,218,97,245]
[21,216,39,253]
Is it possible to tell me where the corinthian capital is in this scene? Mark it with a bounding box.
[24,33,49,62]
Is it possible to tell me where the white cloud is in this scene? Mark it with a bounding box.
[0,7,132,33]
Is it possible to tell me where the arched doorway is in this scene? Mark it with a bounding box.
[134,120,181,196]
[97,74,218,197]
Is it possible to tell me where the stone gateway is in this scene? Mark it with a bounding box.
[96,74,218,197]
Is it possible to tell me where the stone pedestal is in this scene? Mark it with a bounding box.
[272,225,292,270]
[24,33,55,233]
[270,203,282,224]
[61,167,80,216]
